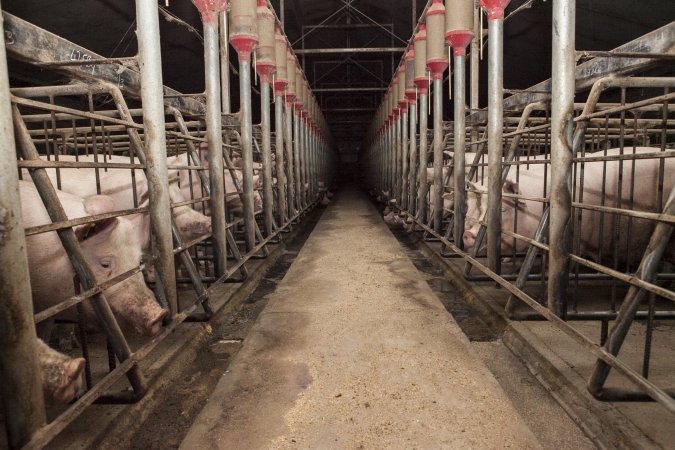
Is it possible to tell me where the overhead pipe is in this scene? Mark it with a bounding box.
[446,0,474,249]
[0,5,46,446]
[255,0,276,237]
[481,0,510,273]
[548,0,575,317]
[414,23,430,224]
[273,25,288,225]
[193,0,229,276]
[426,0,448,233]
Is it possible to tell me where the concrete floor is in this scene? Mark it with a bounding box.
[180,188,543,449]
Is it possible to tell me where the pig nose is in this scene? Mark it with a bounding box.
[145,309,167,337]
[463,229,477,248]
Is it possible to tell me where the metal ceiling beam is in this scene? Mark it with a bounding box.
[296,47,405,55]
[3,12,209,117]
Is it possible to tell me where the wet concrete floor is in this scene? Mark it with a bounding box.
[180,187,544,449]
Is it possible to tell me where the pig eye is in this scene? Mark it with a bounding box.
[101,260,111,269]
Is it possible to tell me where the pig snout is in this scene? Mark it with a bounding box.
[463,229,478,249]
[146,308,167,337]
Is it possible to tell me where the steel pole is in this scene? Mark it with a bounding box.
[418,92,429,222]
[239,60,256,251]
[548,0,575,317]
[260,79,274,236]
[401,109,409,210]
[486,17,504,273]
[453,53,467,249]
[219,11,231,114]
[203,17,228,276]
[470,2,480,152]
[408,102,418,214]
[136,0,177,313]
[433,78,443,233]
[293,110,302,210]
[285,102,296,216]
[394,116,401,204]
[275,96,287,224]
[0,7,46,446]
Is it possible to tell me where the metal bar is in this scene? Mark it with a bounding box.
[294,109,302,213]
[275,94,288,225]
[203,14,228,276]
[34,57,137,67]
[3,12,206,116]
[401,109,409,210]
[418,92,429,222]
[576,50,675,61]
[486,16,503,273]
[261,80,274,236]
[136,0,178,316]
[219,11,231,114]
[285,101,296,216]
[433,78,443,233]
[0,7,46,447]
[408,102,418,215]
[239,60,256,251]
[313,87,386,93]
[588,186,675,406]
[453,53,467,249]
[295,47,406,55]
[467,22,675,123]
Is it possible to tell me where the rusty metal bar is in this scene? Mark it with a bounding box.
[136,0,178,316]
[0,8,46,447]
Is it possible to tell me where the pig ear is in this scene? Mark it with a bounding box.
[442,192,454,200]
[82,195,116,216]
[75,218,118,242]
[502,180,520,195]
[67,358,86,382]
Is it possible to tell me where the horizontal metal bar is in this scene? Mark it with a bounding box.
[313,87,385,93]
[34,57,138,67]
[576,50,675,61]
[295,47,405,55]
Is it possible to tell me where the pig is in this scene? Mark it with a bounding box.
[20,181,167,338]
[429,184,455,221]
[37,338,86,405]
[383,211,404,228]
[26,155,212,241]
[462,147,675,265]
[167,151,263,217]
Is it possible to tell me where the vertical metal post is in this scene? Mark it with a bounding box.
[470,3,480,152]
[433,78,443,233]
[136,0,178,313]
[0,7,46,445]
[408,102,418,214]
[219,11,231,114]
[394,116,401,204]
[486,13,504,273]
[239,60,256,250]
[293,110,302,210]
[260,79,274,236]
[275,95,287,224]
[200,12,228,276]
[548,0,575,317]
[418,92,429,221]
[285,102,296,216]
[401,109,409,210]
[453,54,467,249]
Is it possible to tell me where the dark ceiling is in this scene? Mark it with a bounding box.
[4,0,675,157]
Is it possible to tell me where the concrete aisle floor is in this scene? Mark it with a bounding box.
[180,188,542,449]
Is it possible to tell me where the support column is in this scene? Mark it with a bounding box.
[137,0,177,312]
[195,0,228,276]
[548,0,575,317]
[0,6,46,446]
[482,0,510,273]
[219,10,231,114]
